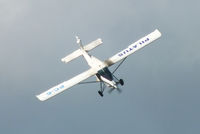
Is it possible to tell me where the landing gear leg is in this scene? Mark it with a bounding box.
[119,79,124,86]
[98,82,105,97]
[98,91,103,97]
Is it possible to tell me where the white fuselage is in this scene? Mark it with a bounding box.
[80,48,117,88]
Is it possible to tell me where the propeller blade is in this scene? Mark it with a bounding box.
[108,88,114,94]
[108,88,122,94]
[117,88,122,93]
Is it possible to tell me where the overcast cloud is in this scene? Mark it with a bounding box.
[0,0,200,134]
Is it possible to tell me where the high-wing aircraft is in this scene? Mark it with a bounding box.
[36,29,162,101]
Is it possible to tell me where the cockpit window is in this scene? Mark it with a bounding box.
[98,67,113,81]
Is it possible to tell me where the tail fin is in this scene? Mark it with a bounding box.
[76,36,84,49]
[61,38,103,63]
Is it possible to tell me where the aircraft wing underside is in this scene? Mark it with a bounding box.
[36,68,97,101]
[104,29,161,67]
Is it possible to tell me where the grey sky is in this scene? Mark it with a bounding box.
[0,0,200,134]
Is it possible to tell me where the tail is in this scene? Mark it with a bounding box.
[75,36,84,49]
[61,37,103,63]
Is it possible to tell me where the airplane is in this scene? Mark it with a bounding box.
[36,29,162,101]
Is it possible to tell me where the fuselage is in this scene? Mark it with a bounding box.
[80,47,117,88]
[96,67,117,88]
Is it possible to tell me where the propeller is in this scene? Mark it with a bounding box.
[108,87,122,94]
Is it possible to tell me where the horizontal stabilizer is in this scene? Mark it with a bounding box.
[84,38,103,51]
[61,49,82,63]
[61,38,102,63]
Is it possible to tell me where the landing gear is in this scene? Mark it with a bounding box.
[119,79,124,86]
[98,82,105,97]
[111,57,126,88]
[98,91,104,97]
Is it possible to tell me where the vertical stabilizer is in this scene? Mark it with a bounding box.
[76,36,83,49]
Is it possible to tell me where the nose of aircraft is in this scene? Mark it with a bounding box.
[112,80,118,88]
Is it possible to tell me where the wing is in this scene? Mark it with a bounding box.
[36,68,97,101]
[104,29,162,67]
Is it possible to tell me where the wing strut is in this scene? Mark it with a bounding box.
[78,81,99,84]
[112,57,127,74]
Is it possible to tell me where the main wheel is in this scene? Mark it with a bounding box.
[98,91,104,97]
[119,79,124,86]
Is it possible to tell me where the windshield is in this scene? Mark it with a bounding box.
[97,67,113,81]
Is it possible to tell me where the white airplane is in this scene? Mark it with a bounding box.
[36,29,161,101]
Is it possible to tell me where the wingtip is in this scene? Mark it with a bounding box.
[61,58,65,62]
[155,29,162,37]
[36,95,45,101]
